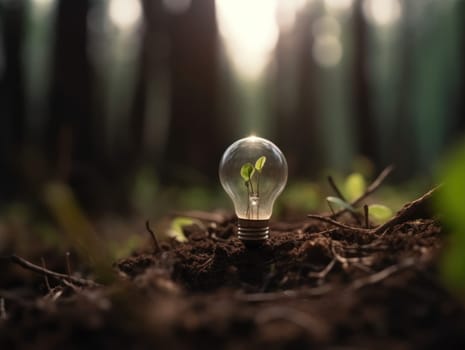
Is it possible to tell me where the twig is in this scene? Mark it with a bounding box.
[364,204,369,228]
[373,186,440,234]
[307,214,371,233]
[1,255,100,287]
[327,176,361,224]
[350,257,416,290]
[327,175,347,202]
[330,243,350,270]
[310,186,439,236]
[326,199,336,216]
[41,257,52,291]
[145,220,161,253]
[309,258,336,279]
[66,252,72,277]
[331,165,394,219]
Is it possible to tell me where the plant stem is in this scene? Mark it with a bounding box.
[256,172,260,219]
[245,182,251,219]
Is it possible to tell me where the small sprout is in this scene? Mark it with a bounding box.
[168,217,196,242]
[255,156,267,172]
[368,204,393,222]
[240,163,255,182]
[240,156,266,219]
[344,173,366,202]
[326,196,356,212]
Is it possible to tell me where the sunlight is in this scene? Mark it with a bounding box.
[276,0,309,32]
[324,0,353,13]
[109,0,142,31]
[312,16,342,68]
[363,0,402,26]
[32,0,55,15]
[313,34,342,68]
[216,0,279,80]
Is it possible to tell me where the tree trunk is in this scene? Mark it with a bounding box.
[352,0,376,163]
[47,0,95,179]
[0,0,26,201]
[162,0,219,184]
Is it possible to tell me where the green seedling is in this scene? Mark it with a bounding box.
[240,156,266,219]
[167,217,201,242]
[326,172,393,224]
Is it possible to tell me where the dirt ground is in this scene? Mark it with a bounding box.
[1,187,465,349]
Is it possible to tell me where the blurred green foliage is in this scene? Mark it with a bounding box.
[436,141,465,293]
[344,173,367,202]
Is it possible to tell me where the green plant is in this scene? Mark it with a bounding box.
[326,172,393,224]
[435,141,465,294]
[240,156,266,219]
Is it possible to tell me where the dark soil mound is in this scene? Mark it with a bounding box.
[1,188,465,349]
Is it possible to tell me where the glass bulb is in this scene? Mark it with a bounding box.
[219,136,288,244]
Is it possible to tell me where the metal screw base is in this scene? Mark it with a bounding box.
[237,218,269,247]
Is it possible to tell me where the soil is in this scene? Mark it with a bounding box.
[1,188,465,349]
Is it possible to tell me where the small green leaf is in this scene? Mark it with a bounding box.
[326,196,355,212]
[168,217,194,242]
[368,204,393,222]
[240,163,254,182]
[344,173,366,202]
[255,156,267,172]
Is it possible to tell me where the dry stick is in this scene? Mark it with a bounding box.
[331,165,395,219]
[65,252,72,277]
[145,220,161,253]
[40,257,52,291]
[310,186,440,235]
[327,175,347,201]
[2,255,100,287]
[309,258,336,279]
[306,214,372,233]
[327,175,361,224]
[363,204,369,228]
[372,185,440,235]
[350,257,416,290]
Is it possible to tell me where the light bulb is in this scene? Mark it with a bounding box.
[219,136,288,245]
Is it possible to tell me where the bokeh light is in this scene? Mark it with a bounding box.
[216,0,279,80]
[312,15,343,68]
[109,0,142,31]
[276,0,309,32]
[363,0,402,26]
[324,0,354,13]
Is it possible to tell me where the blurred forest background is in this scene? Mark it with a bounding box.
[1,0,464,220]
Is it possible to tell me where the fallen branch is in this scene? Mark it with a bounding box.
[1,255,100,288]
[373,185,440,234]
[309,186,439,236]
